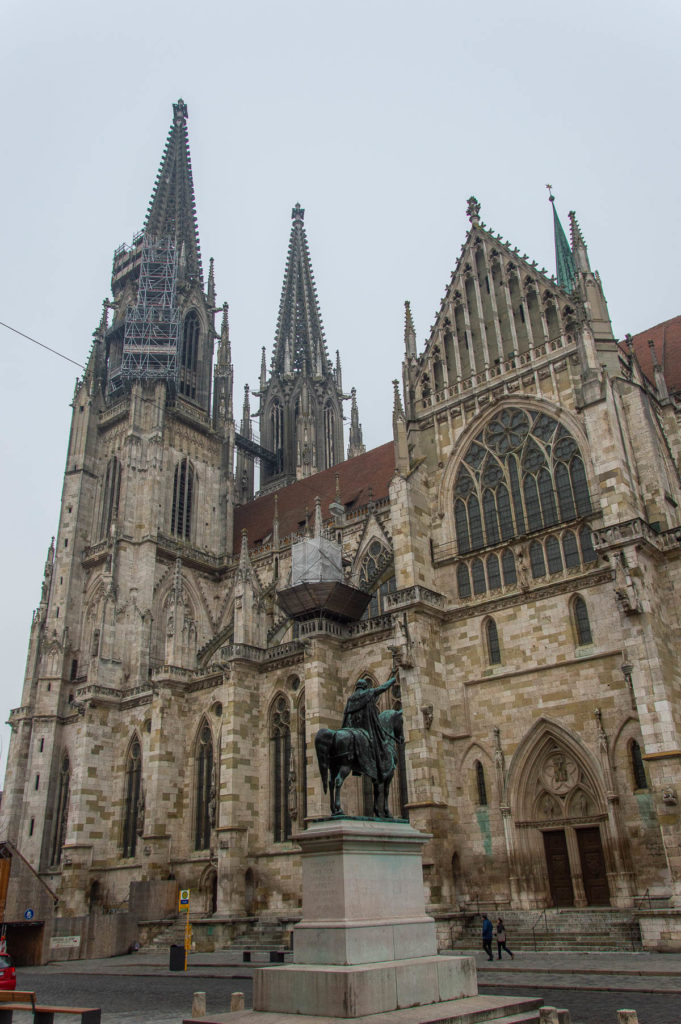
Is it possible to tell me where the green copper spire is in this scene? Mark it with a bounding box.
[547,186,576,293]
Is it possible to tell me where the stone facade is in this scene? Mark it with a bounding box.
[2,102,681,957]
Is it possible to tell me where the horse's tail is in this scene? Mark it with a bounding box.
[314,729,334,793]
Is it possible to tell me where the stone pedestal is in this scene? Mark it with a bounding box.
[253,818,477,1017]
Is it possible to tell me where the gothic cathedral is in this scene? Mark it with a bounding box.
[2,100,680,960]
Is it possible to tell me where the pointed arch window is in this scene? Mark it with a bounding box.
[457,563,471,598]
[471,558,486,595]
[179,310,200,400]
[530,540,546,578]
[323,402,336,469]
[195,723,214,850]
[475,760,488,806]
[298,696,308,825]
[573,595,593,646]
[171,458,194,540]
[546,535,563,575]
[486,553,501,591]
[630,739,648,790]
[485,618,501,665]
[501,548,517,585]
[100,456,122,538]
[562,530,580,568]
[359,541,395,618]
[453,408,592,553]
[270,400,284,473]
[122,740,142,858]
[50,753,70,866]
[271,696,292,843]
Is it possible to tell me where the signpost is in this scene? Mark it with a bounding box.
[24,909,34,921]
[178,889,191,970]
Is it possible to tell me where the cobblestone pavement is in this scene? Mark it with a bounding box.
[13,949,681,1024]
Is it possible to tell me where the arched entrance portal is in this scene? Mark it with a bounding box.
[507,719,613,908]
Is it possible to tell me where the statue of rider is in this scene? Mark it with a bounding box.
[341,674,396,780]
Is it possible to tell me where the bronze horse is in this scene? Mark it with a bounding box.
[314,708,404,817]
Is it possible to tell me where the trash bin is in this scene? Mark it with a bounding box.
[169,944,185,971]
[242,951,251,962]
[269,950,285,963]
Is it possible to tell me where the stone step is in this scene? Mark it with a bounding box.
[183,995,543,1024]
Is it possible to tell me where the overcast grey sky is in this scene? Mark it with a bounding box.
[1,0,679,778]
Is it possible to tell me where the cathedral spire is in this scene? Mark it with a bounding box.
[271,204,330,378]
[547,186,576,293]
[347,387,365,459]
[144,99,203,284]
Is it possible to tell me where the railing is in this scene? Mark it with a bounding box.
[634,888,652,910]
[531,908,548,951]
[385,584,446,611]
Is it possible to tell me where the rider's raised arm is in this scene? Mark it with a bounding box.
[373,674,397,697]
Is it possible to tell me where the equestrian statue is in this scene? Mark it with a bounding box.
[314,673,404,817]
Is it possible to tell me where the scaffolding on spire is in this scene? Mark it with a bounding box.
[108,233,180,395]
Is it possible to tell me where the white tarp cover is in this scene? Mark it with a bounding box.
[291,537,342,585]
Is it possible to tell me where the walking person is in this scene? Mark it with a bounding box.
[495,917,514,960]
[481,913,493,961]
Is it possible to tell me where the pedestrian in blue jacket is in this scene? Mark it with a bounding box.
[481,913,493,961]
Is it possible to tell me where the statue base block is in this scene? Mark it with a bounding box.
[253,954,476,1016]
[253,818,477,1018]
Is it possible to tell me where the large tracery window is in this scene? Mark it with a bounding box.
[171,458,194,540]
[50,753,70,866]
[195,723,214,851]
[454,408,592,554]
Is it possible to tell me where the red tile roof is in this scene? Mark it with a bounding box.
[626,315,681,396]
[233,442,396,548]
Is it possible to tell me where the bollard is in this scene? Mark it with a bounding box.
[230,991,245,1012]
[192,992,207,1017]
[539,1010,560,1024]
[555,1011,571,1024]
[617,1012,639,1024]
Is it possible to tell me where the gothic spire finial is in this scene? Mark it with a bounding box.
[207,257,216,307]
[404,300,417,358]
[217,302,231,366]
[466,196,481,225]
[239,529,251,570]
[347,386,365,459]
[292,202,305,222]
[568,209,592,275]
[144,99,203,284]
[393,378,405,417]
[313,495,323,539]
